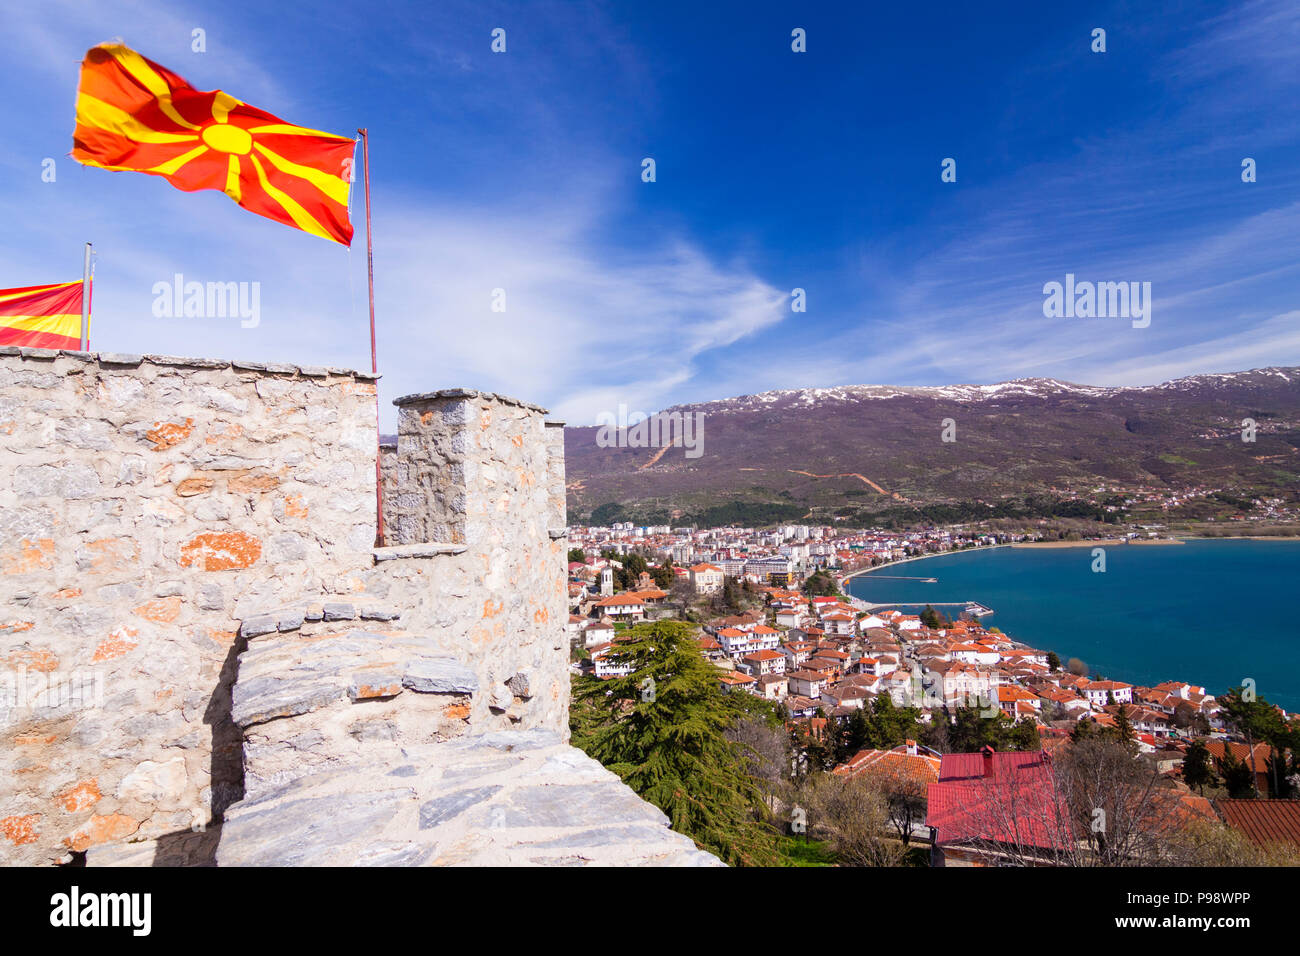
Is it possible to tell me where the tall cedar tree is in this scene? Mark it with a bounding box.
[569,620,780,865]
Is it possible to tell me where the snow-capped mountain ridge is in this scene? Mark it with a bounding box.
[661,367,1298,415]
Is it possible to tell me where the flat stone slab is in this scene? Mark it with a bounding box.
[202,735,721,867]
[230,628,473,728]
[402,657,479,694]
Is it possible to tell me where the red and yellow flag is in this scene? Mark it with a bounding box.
[0,281,86,350]
[72,42,355,245]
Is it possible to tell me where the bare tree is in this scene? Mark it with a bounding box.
[726,717,789,812]
[803,773,907,867]
[954,740,1206,866]
[1168,818,1300,867]
[858,764,928,847]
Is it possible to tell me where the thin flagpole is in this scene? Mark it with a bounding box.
[359,128,384,546]
[80,242,92,350]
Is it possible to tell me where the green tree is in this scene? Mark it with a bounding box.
[1070,715,1101,743]
[1112,705,1138,756]
[1006,717,1041,752]
[569,620,779,865]
[650,561,675,590]
[865,696,921,750]
[1182,739,1216,794]
[1046,651,1061,672]
[623,553,649,578]
[801,570,840,597]
[1216,747,1257,799]
[566,548,586,564]
[1217,686,1288,799]
[948,705,1010,752]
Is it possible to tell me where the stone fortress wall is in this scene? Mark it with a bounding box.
[0,346,715,867]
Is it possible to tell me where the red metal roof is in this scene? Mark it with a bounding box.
[1216,799,1300,849]
[927,749,1072,852]
[938,748,1049,782]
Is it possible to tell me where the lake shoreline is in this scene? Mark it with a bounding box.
[843,538,1300,711]
[838,543,1010,584]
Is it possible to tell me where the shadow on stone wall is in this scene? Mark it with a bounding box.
[150,635,247,866]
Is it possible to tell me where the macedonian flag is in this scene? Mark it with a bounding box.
[0,281,86,350]
[72,43,355,245]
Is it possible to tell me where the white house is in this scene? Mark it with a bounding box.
[1081,679,1134,708]
[589,643,632,679]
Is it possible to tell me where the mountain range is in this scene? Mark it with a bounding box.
[563,367,1300,527]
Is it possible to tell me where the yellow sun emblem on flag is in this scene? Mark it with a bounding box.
[73,43,355,245]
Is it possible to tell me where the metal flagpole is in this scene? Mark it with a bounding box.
[80,242,92,350]
[358,129,384,546]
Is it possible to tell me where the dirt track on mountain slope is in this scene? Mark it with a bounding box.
[788,469,908,501]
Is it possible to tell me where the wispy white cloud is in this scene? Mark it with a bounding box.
[372,200,789,424]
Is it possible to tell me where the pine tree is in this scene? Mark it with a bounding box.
[1071,715,1099,743]
[1007,717,1041,752]
[1112,705,1138,755]
[1217,747,1256,799]
[1182,739,1216,794]
[569,620,779,865]
[868,695,921,750]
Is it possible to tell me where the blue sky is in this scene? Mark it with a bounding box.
[2,0,1297,429]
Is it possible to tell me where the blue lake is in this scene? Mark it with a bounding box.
[846,539,1300,712]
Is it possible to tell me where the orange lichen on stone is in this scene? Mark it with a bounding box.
[343,381,377,397]
[144,418,194,450]
[7,647,59,672]
[81,538,139,574]
[284,494,308,518]
[91,626,138,663]
[52,588,82,599]
[420,411,434,425]
[533,606,550,624]
[175,477,214,497]
[510,433,523,447]
[482,599,503,619]
[63,813,138,852]
[179,531,262,571]
[205,422,243,444]
[1,538,55,574]
[13,734,57,746]
[228,473,280,493]
[1,619,35,633]
[1,814,41,846]
[56,779,101,813]
[201,628,237,649]
[132,597,182,624]
[352,681,403,700]
[442,703,471,720]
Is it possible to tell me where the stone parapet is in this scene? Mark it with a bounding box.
[1,354,651,867]
[0,350,378,864]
